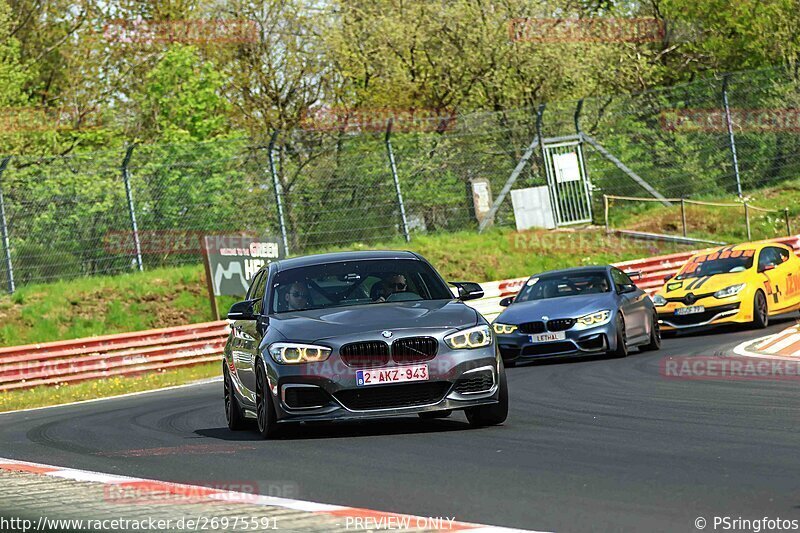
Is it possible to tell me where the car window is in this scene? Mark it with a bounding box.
[676,248,756,279]
[758,248,780,271]
[269,259,452,313]
[246,271,263,300]
[611,269,633,287]
[249,270,268,313]
[773,246,790,264]
[515,272,610,302]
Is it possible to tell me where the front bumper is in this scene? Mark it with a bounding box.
[496,323,613,361]
[657,301,743,330]
[266,345,500,423]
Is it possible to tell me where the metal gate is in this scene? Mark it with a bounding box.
[542,139,592,226]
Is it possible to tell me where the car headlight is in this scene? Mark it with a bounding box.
[445,325,492,349]
[714,283,746,299]
[268,342,331,364]
[576,310,612,326]
[652,294,667,307]
[492,323,518,334]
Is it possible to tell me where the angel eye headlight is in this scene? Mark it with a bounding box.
[492,323,518,334]
[445,325,492,349]
[268,343,331,364]
[576,310,611,326]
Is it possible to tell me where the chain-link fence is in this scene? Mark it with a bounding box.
[0,66,799,290]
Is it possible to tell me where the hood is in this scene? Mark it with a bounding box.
[658,272,748,297]
[496,293,618,324]
[268,299,478,342]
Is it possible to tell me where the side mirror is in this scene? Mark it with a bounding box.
[617,284,637,294]
[627,270,642,279]
[499,296,513,307]
[759,263,776,273]
[227,299,258,320]
[450,281,484,301]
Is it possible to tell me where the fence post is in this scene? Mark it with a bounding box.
[0,157,15,293]
[784,208,792,236]
[603,195,609,234]
[268,131,290,256]
[722,75,743,198]
[743,202,751,240]
[385,120,411,242]
[680,198,687,237]
[121,146,143,272]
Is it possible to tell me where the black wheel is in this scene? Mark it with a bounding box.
[223,365,247,431]
[640,312,661,352]
[418,410,452,420]
[610,314,628,358]
[753,290,769,329]
[255,362,281,439]
[465,360,508,427]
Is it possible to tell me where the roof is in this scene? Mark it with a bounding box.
[529,265,612,277]
[274,250,420,271]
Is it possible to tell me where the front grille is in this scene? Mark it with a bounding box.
[546,318,576,331]
[519,321,545,334]
[521,341,576,356]
[659,303,740,326]
[453,371,494,395]
[392,337,438,363]
[334,382,451,411]
[283,386,331,409]
[340,341,390,368]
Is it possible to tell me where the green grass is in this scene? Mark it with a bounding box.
[608,179,800,244]
[0,362,220,413]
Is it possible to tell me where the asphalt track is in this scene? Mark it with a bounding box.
[1,318,799,532]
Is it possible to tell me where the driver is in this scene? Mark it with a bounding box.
[284,281,311,311]
[374,273,407,302]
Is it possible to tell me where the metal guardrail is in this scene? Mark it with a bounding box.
[2,234,798,392]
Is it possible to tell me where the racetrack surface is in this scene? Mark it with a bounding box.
[1,318,799,532]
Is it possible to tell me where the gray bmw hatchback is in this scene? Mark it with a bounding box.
[223,250,508,438]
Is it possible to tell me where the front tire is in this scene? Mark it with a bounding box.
[610,314,629,358]
[752,290,769,329]
[255,362,281,439]
[224,365,246,431]
[465,360,508,427]
[640,312,661,352]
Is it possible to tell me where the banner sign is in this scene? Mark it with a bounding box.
[203,235,283,296]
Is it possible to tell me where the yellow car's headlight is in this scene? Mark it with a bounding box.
[714,283,746,299]
[268,342,331,364]
[576,310,612,327]
[445,325,492,349]
[492,323,518,335]
[652,294,667,307]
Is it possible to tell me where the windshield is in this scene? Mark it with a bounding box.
[269,259,453,313]
[675,249,755,280]
[514,272,610,302]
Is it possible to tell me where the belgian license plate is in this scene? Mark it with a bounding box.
[530,331,566,343]
[356,364,429,387]
[675,305,705,315]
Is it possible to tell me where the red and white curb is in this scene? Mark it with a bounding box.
[733,324,800,360]
[0,457,541,532]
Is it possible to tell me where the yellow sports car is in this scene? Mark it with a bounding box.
[653,241,800,330]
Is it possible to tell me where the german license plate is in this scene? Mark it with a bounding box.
[356,364,429,387]
[675,305,705,315]
[530,331,566,343]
